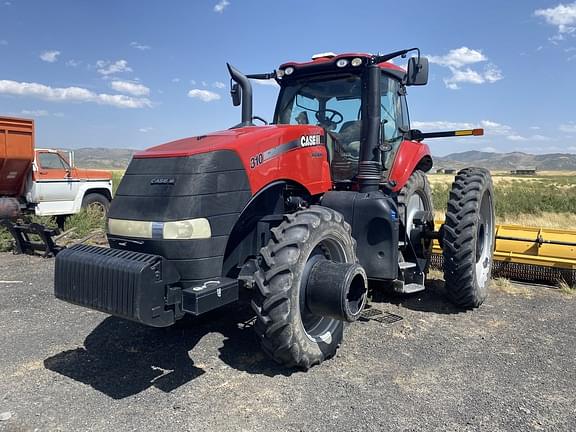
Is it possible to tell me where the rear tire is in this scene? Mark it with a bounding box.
[397,170,434,270]
[442,168,495,308]
[81,193,110,217]
[252,206,357,369]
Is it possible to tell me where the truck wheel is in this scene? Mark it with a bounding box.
[442,168,495,308]
[252,206,361,369]
[81,193,110,217]
[397,170,434,267]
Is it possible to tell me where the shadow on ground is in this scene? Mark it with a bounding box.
[43,277,463,399]
[44,305,291,399]
[370,277,465,315]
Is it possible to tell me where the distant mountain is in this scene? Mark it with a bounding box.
[65,147,576,172]
[433,151,576,171]
[68,148,137,170]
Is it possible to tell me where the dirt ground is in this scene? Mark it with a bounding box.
[0,253,574,432]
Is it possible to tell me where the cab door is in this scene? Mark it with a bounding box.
[34,151,80,202]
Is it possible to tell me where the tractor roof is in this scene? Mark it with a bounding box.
[278,52,406,80]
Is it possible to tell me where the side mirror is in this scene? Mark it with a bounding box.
[230,83,241,107]
[407,129,424,141]
[406,57,429,86]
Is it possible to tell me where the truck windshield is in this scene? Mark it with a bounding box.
[274,74,363,181]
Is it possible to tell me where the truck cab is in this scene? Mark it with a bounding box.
[1,117,113,218]
[27,148,113,216]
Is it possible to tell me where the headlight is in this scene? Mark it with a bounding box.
[108,219,152,238]
[284,66,295,75]
[336,59,349,68]
[276,69,285,78]
[351,57,363,67]
[163,219,211,240]
[108,218,211,240]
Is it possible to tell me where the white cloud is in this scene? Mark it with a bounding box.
[529,126,541,130]
[110,80,150,96]
[187,89,221,102]
[40,50,61,63]
[65,59,81,68]
[172,78,181,83]
[481,146,498,153]
[190,79,197,85]
[507,135,528,141]
[413,120,552,145]
[139,127,153,133]
[214,0,230,13]
[130,41,151,51]
[212,81,226,89]
[429,47,487,68]
[21,109,49,117]
[560,122,576,133]
[535,2,576,35]
[0,79,152,108]
[0,40,7,45]
[430,47,503,89]
[96,59,132,76]
[252,78,280,88]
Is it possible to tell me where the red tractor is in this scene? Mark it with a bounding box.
[55,49,495,369]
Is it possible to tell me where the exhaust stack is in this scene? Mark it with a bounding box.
[227,63,253,127]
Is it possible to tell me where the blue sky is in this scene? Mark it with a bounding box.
[0,0,575,156]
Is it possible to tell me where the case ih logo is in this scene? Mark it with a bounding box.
[300,134,321,147]
[150,177,175,185]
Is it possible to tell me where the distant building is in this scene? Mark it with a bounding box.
[436,168,444,174]
[510,167,537,175]
[443,168,456,174]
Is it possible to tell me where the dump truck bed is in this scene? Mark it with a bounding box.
[0,117,34,196]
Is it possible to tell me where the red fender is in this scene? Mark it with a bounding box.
[388,140,432,192]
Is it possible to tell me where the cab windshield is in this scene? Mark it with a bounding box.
[274,74,363,181]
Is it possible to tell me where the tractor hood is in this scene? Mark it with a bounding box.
[134,125,324,159]
[131,124,332,197]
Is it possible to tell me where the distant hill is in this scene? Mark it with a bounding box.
[69,148,137,169]
[65,147,576,172]
[434,151,576,171]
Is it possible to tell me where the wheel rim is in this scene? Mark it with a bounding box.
[87,201,106,217]
[475,191,494,288]
[406,192,425,237]
[300,236,347,343]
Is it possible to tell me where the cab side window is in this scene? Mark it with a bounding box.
[400,94,410,131]
[38,152,67,169]
[380,77,402,142]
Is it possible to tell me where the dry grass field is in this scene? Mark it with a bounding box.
[2,170,575,252]
[430,171,576,230]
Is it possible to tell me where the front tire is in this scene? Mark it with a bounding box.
[252,206,357,369]
[442,168,495,308]
[81,193,110,217]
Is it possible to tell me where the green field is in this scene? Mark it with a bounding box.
[2,170,576,253]
[430,172,576,229]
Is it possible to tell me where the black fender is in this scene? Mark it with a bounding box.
[222,180,311,278]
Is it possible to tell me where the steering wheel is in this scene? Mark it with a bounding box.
[315,109,344,129]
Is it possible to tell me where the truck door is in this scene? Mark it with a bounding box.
[34,151,80,203]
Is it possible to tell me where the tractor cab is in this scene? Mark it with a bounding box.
[230,49,429,188]
[273,53,413,183]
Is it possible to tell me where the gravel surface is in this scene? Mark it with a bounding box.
[0,253,574,431]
